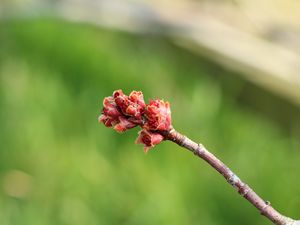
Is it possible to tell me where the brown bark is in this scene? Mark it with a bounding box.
[163,128,299,225]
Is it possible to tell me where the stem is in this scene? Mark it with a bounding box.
[164,128,299,225]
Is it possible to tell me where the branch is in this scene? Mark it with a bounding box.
[164,128,299,225]
[98,89,299,225]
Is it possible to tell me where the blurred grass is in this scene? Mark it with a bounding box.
[0,18,299,225]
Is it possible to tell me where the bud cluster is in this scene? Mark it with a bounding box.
[99,90,172,152]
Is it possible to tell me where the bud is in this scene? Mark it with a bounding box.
[98,96,120,128]
[136,129,164,153]
[144,99,172,131]
[99,90,146,132]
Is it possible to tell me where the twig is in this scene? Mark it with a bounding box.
[163,128,299,225]
[99,90,299,225]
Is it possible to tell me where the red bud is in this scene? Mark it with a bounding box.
[136,129,164,153]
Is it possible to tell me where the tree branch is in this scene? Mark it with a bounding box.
[99,89,299,224]
[164,128,299,225]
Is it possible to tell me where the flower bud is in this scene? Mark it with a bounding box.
[99,90,146,132]
[136,129,164,152]
[102,96,121,117]
[144,99,172,131]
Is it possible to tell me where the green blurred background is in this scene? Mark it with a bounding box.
[0,17,300,225]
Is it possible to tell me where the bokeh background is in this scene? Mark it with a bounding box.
[1,1,300,225]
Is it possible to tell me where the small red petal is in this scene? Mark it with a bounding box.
[114,124,126,132]
[113,89,124,98]
[129,91,146,107]
[98,114,106,123]
[126,105,137,116]
[113,116,137,133]
[98,114,116,127]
